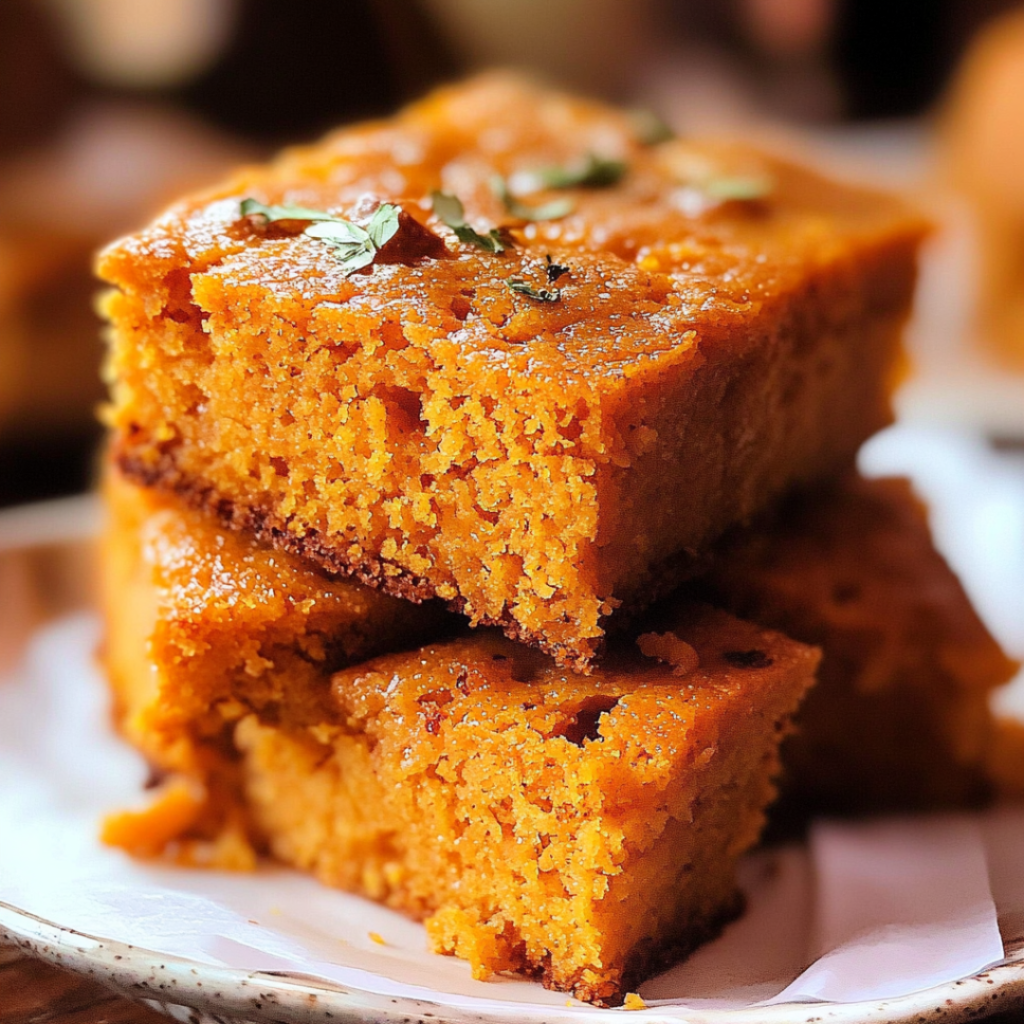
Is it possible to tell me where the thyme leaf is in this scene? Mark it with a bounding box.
[629,109,675,146]
[431,190,507,253]
[304,220,371,245]
[491,176,575,222]
[700,175,773,202]
[366,203,402,248]
[303,221,376,272]
[506,278,561,302]
[239,197,402,275]
[429,190,467,228]
[239,198,338,222]
[532,153,627,189]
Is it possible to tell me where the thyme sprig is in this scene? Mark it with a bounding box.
[430,191,508,253]
[240,198,401,274]
[531,153,627,189]
[506,278,561,302]
[491,176,575,222]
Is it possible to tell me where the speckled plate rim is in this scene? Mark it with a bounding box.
[3,500,1024,1023]
[3,901,1024,1024]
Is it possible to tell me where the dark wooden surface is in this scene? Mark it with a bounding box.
[0,946,169,1023]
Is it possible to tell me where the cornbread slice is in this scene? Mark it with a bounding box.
[98,74,927,670]
[101,465,451,790]
[100,473,818,1005]
[239,615,815,1005]
[704,474,1020,820]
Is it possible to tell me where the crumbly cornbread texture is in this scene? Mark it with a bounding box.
[705,475,1020,820]
[240,614,815,1005]
[98,74,927,669]
[101,465,450,840]
[101,473,818,1005]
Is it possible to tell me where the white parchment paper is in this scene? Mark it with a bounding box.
[0,613,1017,1014]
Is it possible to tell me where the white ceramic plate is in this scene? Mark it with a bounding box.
[3,900,1024,1024]
[1,452,1023,1024]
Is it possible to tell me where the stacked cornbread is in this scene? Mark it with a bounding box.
[96,76,1015,1005]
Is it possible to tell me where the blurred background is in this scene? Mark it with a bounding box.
[1,0,1023,508]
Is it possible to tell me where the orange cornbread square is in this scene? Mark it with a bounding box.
[242,614,815,1005]
[101,464,450,782]
[97,74,926,671]
[100,471,818,1006]
[705,474,1020,819]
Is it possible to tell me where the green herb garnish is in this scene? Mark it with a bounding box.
[491,153,626,222]
[431,191,508,253]
[240,198,401,274]
[365,204,402,248]
[700,175,773,202]
[240,198,338,223]
[491,176,576,222]
[629,109,675,146]
[532,153,628,189]
[506,278,561,302]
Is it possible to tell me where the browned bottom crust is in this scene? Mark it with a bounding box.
[570,889,746,1006]
[116,446,710,671]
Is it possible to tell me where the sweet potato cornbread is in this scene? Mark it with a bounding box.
[98,75,928,669]
[239,614,815,1005]
[101,466,449,809]
[101,473,818,1005]
[705,474,1020,820]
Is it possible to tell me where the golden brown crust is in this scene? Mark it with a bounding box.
[601,890,746,1007]
[114,444,606,669]
[116,443,717,670]
[100,461,452,775]
[115,447,441,601]
[529,889,745,1007]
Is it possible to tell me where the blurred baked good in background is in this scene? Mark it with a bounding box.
[0,104,247,440]
[0,0,247,502]
[0,0,451,505]
[942,6,1024,371]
